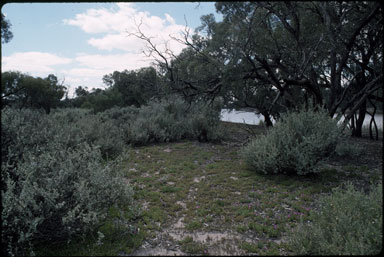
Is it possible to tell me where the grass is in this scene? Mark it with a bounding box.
[179,236,207,254]
[34,121,383,256]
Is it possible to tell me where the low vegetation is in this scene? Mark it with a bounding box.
[1,102,382,256]
[1,108,135,256]
[2,2,382,255]
[1,96,223,256]
[242,107,342,175]
[287,182,382,255]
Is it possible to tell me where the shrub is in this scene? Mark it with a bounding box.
[334,141,363,158]
[50,108,126,159]
[126,96,223,145]
[242,107,341,175]
[1,108,134,256]
[287,182,382,255]
[190,98,223,142]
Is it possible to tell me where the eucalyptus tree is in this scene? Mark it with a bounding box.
[128,2,382,135]
[1,72,66,113]
[102,66,163,107]
[319,1,383,137]
[1,13,13,44]
[206,1,382,134]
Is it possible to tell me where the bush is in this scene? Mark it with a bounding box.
[1,108,134,256]
[50,108,126,159]
[334,141,363,158]
[1,99,222,255]
[190,98,223,142]
[125,96,223,145]
[287,182,382,255]
[242,107,341,175]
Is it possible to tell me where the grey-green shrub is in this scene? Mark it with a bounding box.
[50,108,125,159]
[334,141,363,158]
[1,108,134,256]
[126,96,223,145]
[1,98,222,255]
[242,107,341,175]
[190,97,223,142]
[287,182,382,255]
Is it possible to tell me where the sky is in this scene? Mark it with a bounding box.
[1,2,222,97]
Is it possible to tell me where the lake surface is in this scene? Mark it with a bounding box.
[220,109,383,129]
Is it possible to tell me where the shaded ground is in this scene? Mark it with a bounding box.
[119,122,382,256]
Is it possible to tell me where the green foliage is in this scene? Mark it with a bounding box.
[102,67,163,107]
[1,107,134,256]
[179,236,207,254]
[71,87,124,113]
[287,182,382,255]
[1,71,66,113]
[334,141,363,158]
[1,95,222,255]
[38,108,125,159]
[1,13,13,43]
[242,107,341,175]
[125,96,223,145]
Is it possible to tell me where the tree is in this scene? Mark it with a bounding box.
[85,87,123,113]
[75,86,89,97]
[201,2,383,133]
[103,66,162,107]
[1,13,13,44]
[129,1,382,136]
[1,71,66,113]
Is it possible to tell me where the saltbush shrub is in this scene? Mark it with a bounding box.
[1,107,134,256]
[50,108,126,159]
[125,96,223,145]
[190,98,223,142]
[287,182,382,255]
[242,107,341,175]
[1,98,222,255]
[334,140,363,158]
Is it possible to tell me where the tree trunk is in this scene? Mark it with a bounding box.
[351,100,366,137]
[261,111,274,127]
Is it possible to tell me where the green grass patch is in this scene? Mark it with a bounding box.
[160,185,182,193]
[179,236,207,254]
[186,220,203,231]
[240,241,263,253]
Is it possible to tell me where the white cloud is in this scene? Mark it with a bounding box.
[74,52,151,70]
[165,13,175,25]
[2,51,72,76]
[2,4,194,98]
[63,2,188,56]
[61,52,153,85]
[60,52,155,97]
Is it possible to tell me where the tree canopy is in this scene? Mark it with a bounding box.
[127,1,382,137]
[1,13,13,44]
[3,2,381,138]
[1,71,66,113]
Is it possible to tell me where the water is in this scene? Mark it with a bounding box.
[220,109,383,129]
[220,109,274,125]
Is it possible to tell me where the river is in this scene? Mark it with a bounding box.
[220,109,383,129]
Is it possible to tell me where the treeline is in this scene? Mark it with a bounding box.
[127,2,383,138]
[1,72,66,114]
[1,67,166,114]
[1,2,383,136]
[67,67,167,112]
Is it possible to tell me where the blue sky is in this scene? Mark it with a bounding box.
[1,2,222,97]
